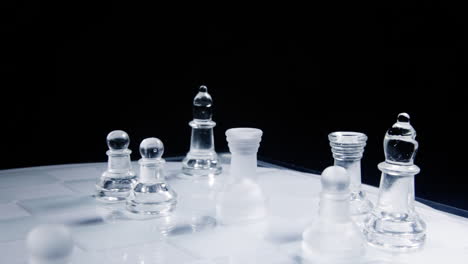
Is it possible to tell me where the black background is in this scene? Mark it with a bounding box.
[1,2,465,209]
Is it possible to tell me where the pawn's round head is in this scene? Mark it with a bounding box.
[26,224,74,261]
[140,137,164,159]
[106,130,129,150]
[321,166,349,193]
[397,112,410,123]
[199,85,208,93]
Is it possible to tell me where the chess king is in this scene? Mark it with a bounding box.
[363,113,426,251]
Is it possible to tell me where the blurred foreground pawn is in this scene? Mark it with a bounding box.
[216,128,266,225]
[182,85,222,177]
[95,130,137,202]
[27,225,73,264]
[127,138,177,216]
[302,166,364,263]
[364,113,426,251]
[329,131,373,225]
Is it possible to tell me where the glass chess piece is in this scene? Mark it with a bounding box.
[363,113,426,251]
[329,131,373,225]
[95,130,137,202]
[126,137,177,217]
[302,166,364,263]
[182,85,222,177]
[215,128,266,225]
[27,224,74,264]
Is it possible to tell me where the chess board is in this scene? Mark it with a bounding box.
[1,159,467,263]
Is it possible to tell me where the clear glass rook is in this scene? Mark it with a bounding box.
[329,131,373,224]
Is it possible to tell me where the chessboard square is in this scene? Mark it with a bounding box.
[47,166,101,181]
[0,216,37,242]
[17,195,104,225]
[63,179,96,195]
[0,202,31,220]
[0,239,85,264]
[258,170,321,199]
[168,224,283,261]
[0,183,75,203]
[0,171,58,189]
[71,219,168,251]
[73,241,197,264]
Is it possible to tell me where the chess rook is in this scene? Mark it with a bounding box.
[329,131,373,224]
[364,113,426,251]
[182,85,222,177]
[216,128,266,225]
[95,130,136,202]
[126,137,177,216]
[302,166,364,263]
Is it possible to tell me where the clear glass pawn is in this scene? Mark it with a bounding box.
[126,138,177,216]
[182,85,222,177]
[363,113,426,251]
[95,130,137,202]
[302,166,364,263]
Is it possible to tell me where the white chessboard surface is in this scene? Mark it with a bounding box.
[0,161,467,264]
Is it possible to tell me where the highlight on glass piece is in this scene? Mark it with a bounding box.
[126,137,177,217]
[216,128,266,225]
[95,130,137,202]
[329,131,373,225]
[302,166,364,262]
[363,113,426,251]
[182,85,222,177]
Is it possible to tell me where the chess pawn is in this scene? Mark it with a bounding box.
[27,224,74,264]
[95,130,137,202]
[302,166,364,263]
[216,128,266,225]
[329,131,373,225]
[363,113,426,251]
[126,138,177,216]
[182,85,222,177]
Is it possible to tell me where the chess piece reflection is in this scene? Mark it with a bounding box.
[329,131,373,226]
[27,224,74,264]
[182,85,222,177]
[126,137,177,216]
[363,113,426,251]
[216,128,266,225]
[302,166,364,263]
[95,130,137,202]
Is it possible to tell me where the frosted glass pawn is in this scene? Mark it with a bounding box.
[95,130,137,202]
[364,113,426,251]
[182,85,222,177]
[302,166,364,263]
[216,128,266,225]
[126,138,177,216]
[27,225,74,264]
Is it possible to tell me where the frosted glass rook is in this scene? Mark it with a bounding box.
[216,128,266,225]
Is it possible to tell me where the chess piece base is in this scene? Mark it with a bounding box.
[95,172,136,203]
[363,211,426,252]
[126,182,177,217]
[181,157,222,177]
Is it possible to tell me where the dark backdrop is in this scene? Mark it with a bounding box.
[1,2,465,209]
